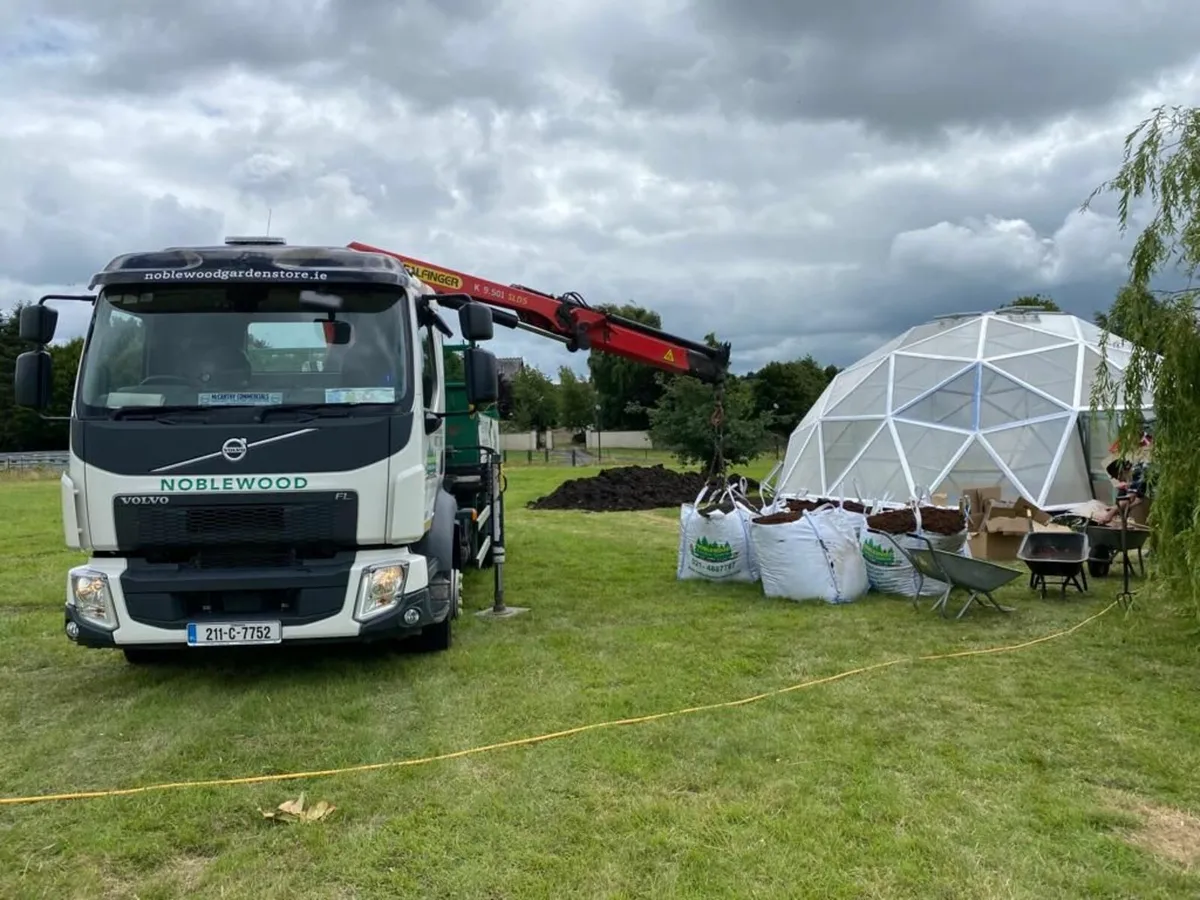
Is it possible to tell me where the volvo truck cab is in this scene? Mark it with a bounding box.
[13,237,501,662]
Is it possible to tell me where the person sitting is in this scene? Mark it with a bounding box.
[1092,458,1152,525]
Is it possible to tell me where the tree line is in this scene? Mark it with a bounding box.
[0,309,82,453]
[504,302,842,471]
[0,286,1142,468]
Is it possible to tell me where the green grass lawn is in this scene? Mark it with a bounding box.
[2,463,1199,898]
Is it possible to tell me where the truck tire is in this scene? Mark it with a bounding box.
[413,567,459,652]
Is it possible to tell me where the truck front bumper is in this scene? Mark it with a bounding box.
[63,549,442,650]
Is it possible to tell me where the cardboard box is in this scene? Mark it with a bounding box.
[969,497,1072,560]
[963,487,1003,533]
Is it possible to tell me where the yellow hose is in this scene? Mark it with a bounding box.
[0,601,1116,807]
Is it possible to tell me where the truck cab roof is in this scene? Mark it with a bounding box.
[89,237,418,291]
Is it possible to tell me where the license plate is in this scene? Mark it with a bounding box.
[187,621,282,646]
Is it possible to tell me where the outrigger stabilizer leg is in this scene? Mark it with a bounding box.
[475,449,528,620]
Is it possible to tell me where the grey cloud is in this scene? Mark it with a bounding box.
[228,152,305,207]
[9,0,1199,142]
[0,157,223,286]
[6,0,550,115]
[493,261,1131,381]
[0,0,1182,390]
[611,0,1200,137]
[509,106,1126,270]
[888,209,1132,287]
[709,270,1131,374]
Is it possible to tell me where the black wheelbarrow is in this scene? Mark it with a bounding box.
[1016,531,1089,599]
[1085,522,1150,579]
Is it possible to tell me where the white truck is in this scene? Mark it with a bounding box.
[12,236,731,663]
[12,237,508,662]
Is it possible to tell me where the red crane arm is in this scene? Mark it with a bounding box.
[347,241,730,383]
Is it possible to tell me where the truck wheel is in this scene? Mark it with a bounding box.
[413,568,459,652]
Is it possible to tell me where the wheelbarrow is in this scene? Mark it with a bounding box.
[1085,522,1150,579]
[1016,531,1089,599]
[884,533,1023,619]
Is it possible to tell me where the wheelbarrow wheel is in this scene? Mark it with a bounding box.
[1089,546,1113,578]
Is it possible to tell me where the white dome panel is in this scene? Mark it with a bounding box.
[890,355,971,412]
[821,419,882,489]
[819,359,884,416]
[902,319,983,359]
[983,318,1066,355]
[991,345,1080,406]
[829,423,909,502]
[826,360,890,417]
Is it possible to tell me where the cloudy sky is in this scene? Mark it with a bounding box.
[2,0,1198,377]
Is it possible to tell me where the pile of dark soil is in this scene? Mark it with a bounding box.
[527,464,761,512]
[865,506,966,536]
[747,497,966,533]
[752,509,803,525]
[752,497,869,526]
[783,498,869,515]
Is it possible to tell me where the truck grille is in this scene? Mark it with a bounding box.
[113,491,357,552]
[119,551,355,628]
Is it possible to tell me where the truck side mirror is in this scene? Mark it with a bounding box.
[464,347,499,405]
[459,301,494,342]
[19,304,58,344]
[14,350,53,409]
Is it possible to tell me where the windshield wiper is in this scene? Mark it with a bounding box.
[255,403,357,423]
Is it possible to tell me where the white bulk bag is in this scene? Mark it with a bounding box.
[750,508,869,604]
[677,481,758,583]
[764,495,870,541]
[859,504,970,597]
[829,502,869,543]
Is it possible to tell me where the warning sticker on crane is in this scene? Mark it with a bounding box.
[663,349,675,363]
[403,263,463,290]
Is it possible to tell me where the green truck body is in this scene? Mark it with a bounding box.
[441,343,505,571]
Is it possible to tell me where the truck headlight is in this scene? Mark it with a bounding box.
[355,562,408,621]
[68,567,118,630]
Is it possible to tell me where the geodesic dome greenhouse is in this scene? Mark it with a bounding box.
[777,309,1154,509]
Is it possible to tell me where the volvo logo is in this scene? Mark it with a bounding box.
[221,438,248,463]
[118,495,169,505]
[150,428,317,474]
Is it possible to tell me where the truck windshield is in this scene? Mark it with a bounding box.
[76,284,411,418]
